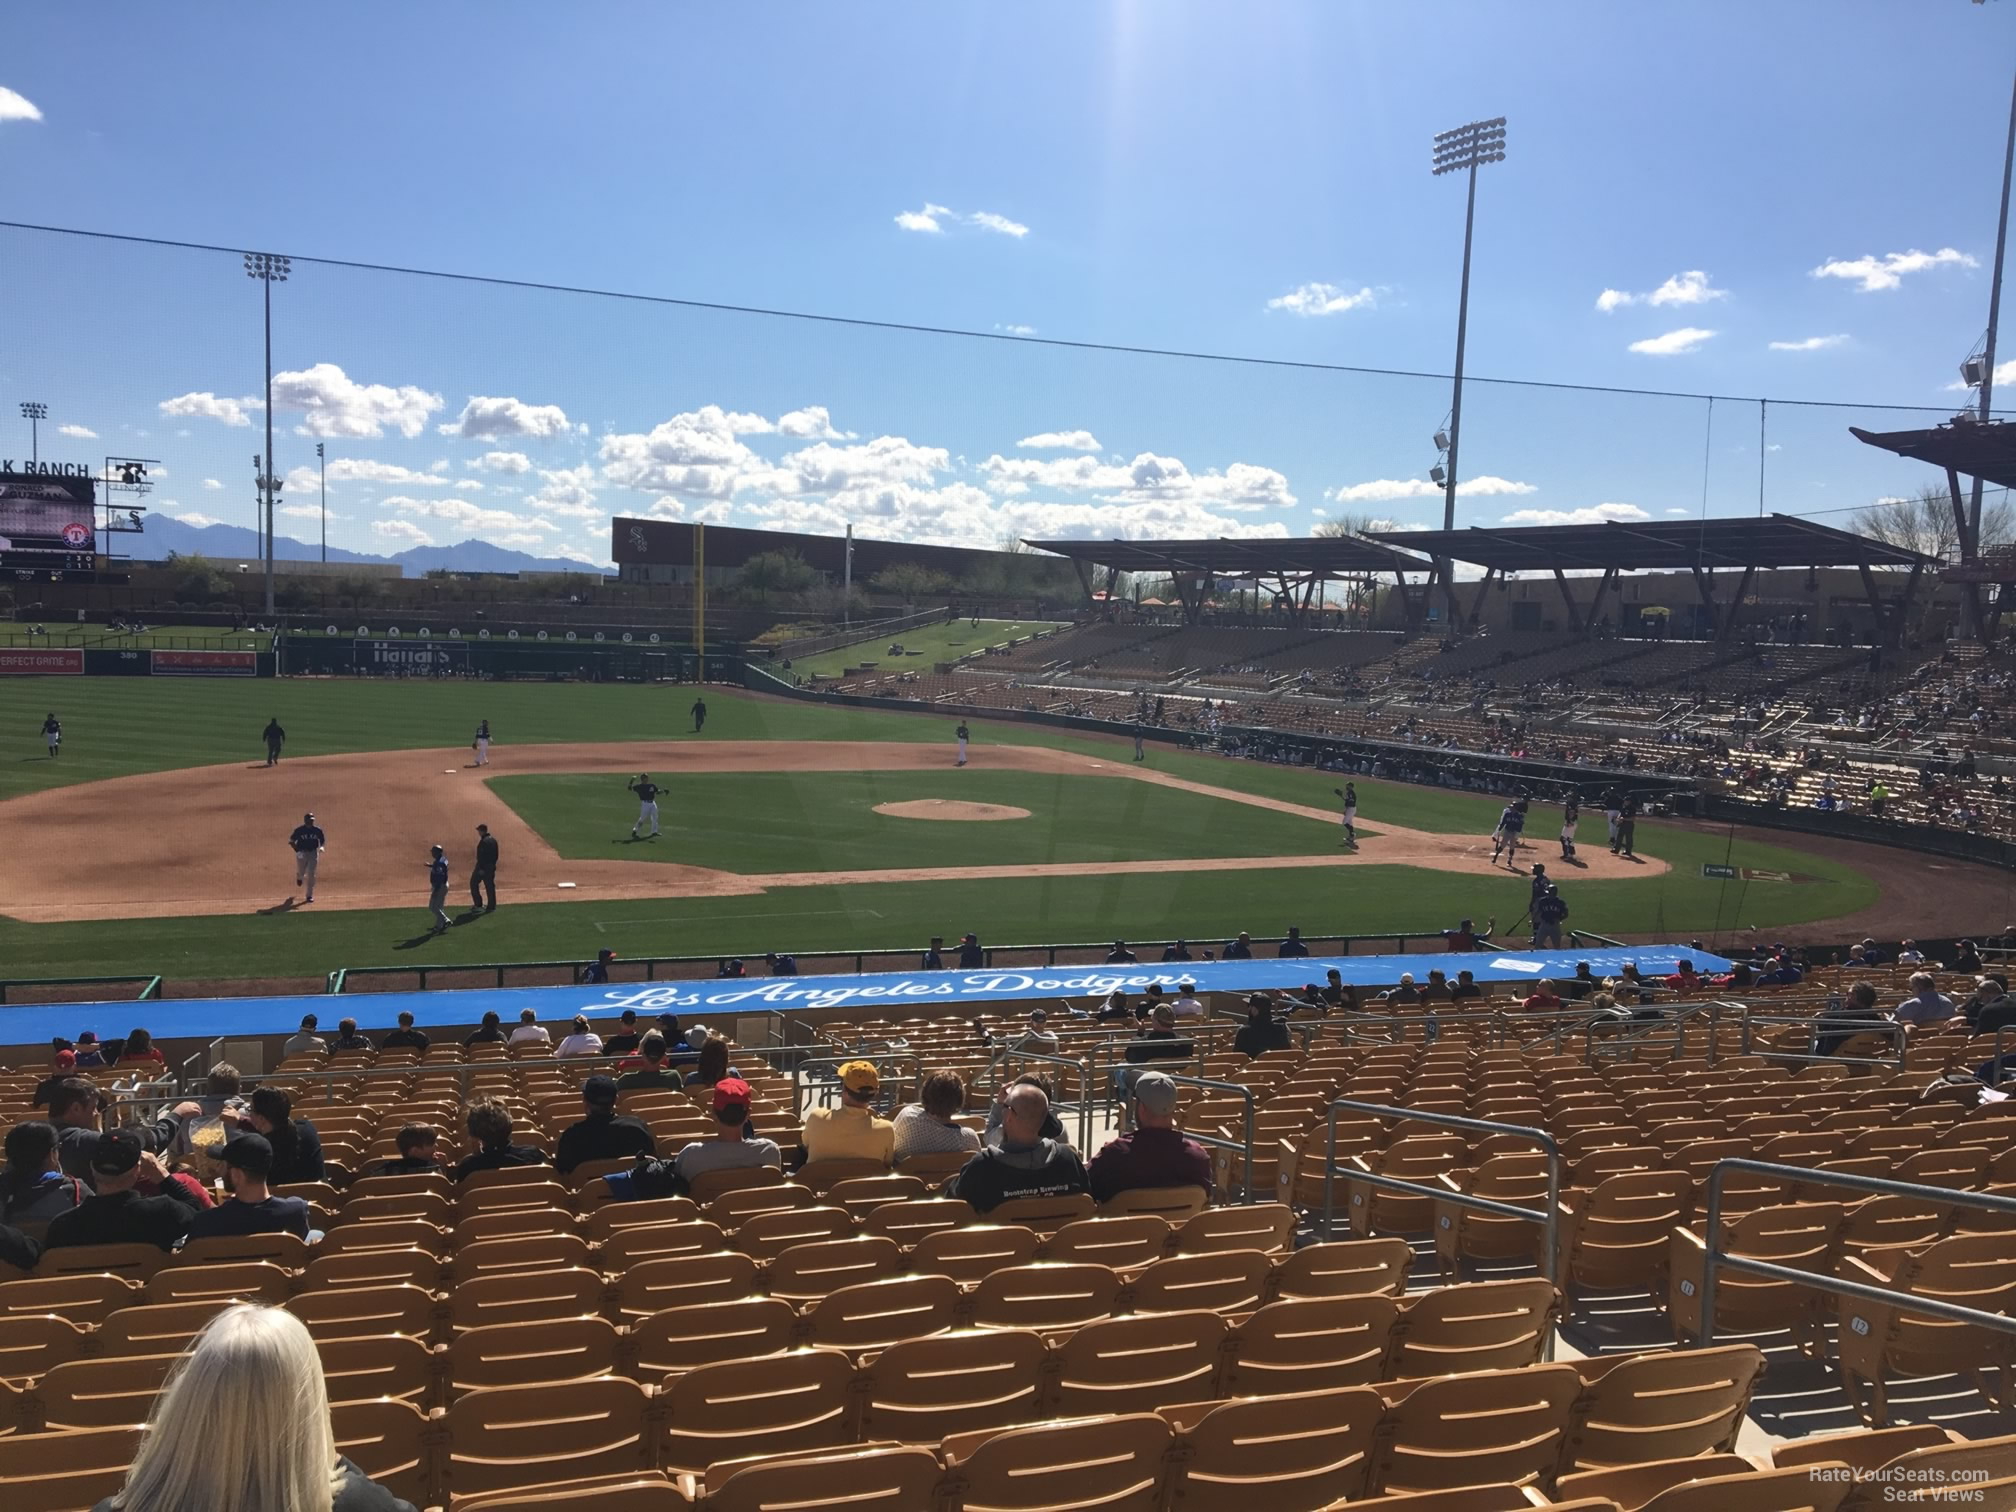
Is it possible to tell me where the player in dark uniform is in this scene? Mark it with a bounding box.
[288,812,325,903]
[956,721,971,767]
[470,823,499,913]
[629,774,661,839]
[40,713,60,759]
[426,845,451,934]
[1560,793,1580,859]
[1532,885,1570,949]
[1615,796,1638,858]
[262,717,286,767]
[1333,783,1358,848]
[691,696,707,733]
[1132,721,1146,761]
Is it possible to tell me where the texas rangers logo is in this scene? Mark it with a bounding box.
[60,522,91,547]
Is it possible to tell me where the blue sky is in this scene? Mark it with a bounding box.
[3,1,2016,566]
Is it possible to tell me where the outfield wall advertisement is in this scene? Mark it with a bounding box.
[0,648,84,675]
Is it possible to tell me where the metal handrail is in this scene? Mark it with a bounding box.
[974,1046,1097,1152]
[1318,1099,1563,1319]
[1743,1014,1910,1071]
[1580,1000,1740,1066]
[1145,1073,1258,1204]
[787,1052,924,1126]
[1697,1158,2016,1348]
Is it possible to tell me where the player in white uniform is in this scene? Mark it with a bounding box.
[473,719,491,767]
[629,774,661,839]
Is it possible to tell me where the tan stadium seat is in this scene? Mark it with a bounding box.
[1835,1195,1952,1265]
[1272,1237,1412,1298]
[1554,1170,1692,1305]
[458,1180,574,1219]
[896,1150,973,1185]
[1557,1454,1774,1510]
[448,1316,623,1394]
[689,1164,786,1206]
[658,1349,857,1475]
[1836,1432,2016,1512]
[823,1174,928,1222]
[452,1231,594,1281]
[1670,1201,1846,1348]
[1837,1232,2016,1425]
[856,1327,1049,1442]
[1041,1215,1170,1274]
[317,1333,438,1408]
[803,1274,959,1352]
[941,1412,1171,1512]
[1170,1382,1384,1511]
[1222,1295,1396,1396]
[706,1444,939,1512]
[1342,1133,1471,1237]
[346,1169,453,1201]
[985,1191,1096,1236]
[1609,1462,1851,1512]
[601,1220,727,1269]
[1171,1201,1297,1256]
[764,1235,905,1302]
[38,1353,181,1430]
[565,1157,638,1190]
[909,1223,1041,1286]
[583,1195,700,1243]
[145,1258,293,1306]
[1323,1487,1608,1512]
[98,1297,235,1358]
[0,1424,142,1512]
[171,1230,309,1270]
[707,1183,818,1229]
[1051,1309,1227,1415]
[288,1281,438,1343]
[1770,1424,1963,1475]
[33,1241,165,1283]
[629,1297,799,1378]
[440,1378,656,1501]
[0,1313,89,1378]
[613,1250,758,1320]
[449,1266,605,1332]
[302,1245,445,1292]
[316,1217,448,1259]
[0,1273,140,1327]
[734,1205,856,1264]
[1097,1184,1210,1221]
[861,1195,969,1249]
[449,1475,687,1510]
[456,1206,581,1246]
[1563,1344,1766,1471]
[457,1163,559,1194]
[343,1189,454,1227]
[331,1396,431,1508]
[970,1262,1121,1332]
[1431,1152,1551,1277]
[1372,1363,1582,1494]
[798,1158,897,1193]
[1390,1277,1558,1376]
[1129,1249,1272,1317]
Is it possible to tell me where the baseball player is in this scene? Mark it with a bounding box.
[955,721,970,768]
[1490,800,1521,864]
[1531,884,1570,950]
[1333,783,1358,848]
[39,712,60,759]
[629,774,661,839]
[691,696,707,734]
[470,823,499,912]
[1603,787,1623,849]
[1615,797,1638,858]
[262,716,286,767]
[426,844,451,934]
[472,720,491,767]
[1132,721,1146,761]
[289,811,326,903]
[1560,792,1580,860]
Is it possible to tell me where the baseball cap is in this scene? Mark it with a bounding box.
[53,1050,74,1070]
[89,1129,143,1176]
[303,811,314,822]
[1151,1004,1176,1029]
[712,1077,752,1113]
[839,1060,880,1095]
[597,948,616,961]
[215,1133,273,1177]
[583,1075,619,1106]
[1131,1071,1179,1115]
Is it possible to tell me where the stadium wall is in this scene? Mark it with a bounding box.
[280,632,738,681]
[0,646,272,677]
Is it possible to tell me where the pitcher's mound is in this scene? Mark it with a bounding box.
[874,799,1032,822]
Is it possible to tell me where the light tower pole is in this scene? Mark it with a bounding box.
[18,402,47,465]
[245,252,290,615]
[1431,116,1508,627]
[317,441,327,564]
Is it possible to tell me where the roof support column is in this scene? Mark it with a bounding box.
[1392,568,1422,637]
[1467,565,1499,629]
[1855,560,1888,647]
[1582,565,1619,636]
[1896,559,1925,648]
[1718,564,1755,642]
[1947,465,1987,640]
[1551,568,1578,632]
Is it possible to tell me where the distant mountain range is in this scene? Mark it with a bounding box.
[121,515,610,577]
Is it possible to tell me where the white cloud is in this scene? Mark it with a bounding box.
[1018,431,1102,452]
[284,457,456,493]
[1324,475,1536,504]
[528,463,602,520]
[1768,334,1848,352]
[159,391,262,427]
[1596,269,1727,313]
[894,203,1029,238]
[166,510,220,528]
[1500,503,1650,526]
[775,406,852,440]
[980,451,1295,515]
[1812,247,1977,292]
[599,407,768,499]
[438,394,573,440]
[1628,327,1717,356]
[55,423,96,439]
[1946,358,2016,391]
[278,503,347,521]
[382,495,548,534]
[1664,508,1694,516]
[0,87,41,123]
[1267,282,1377,317]
[468,450,533,474]
[201,478,223,491]
[270,362,442,439]
[373,519,433,547]
[451,479,484,492]
[996,323,1038,337]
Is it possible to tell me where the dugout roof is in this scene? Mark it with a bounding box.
[1022,535,1430,576]
[1850,419,2016,493]
[1363,512,1935,572]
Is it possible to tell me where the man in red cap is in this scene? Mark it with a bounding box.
[672,1078,781,1183]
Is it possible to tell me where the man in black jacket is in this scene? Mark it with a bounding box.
[44,1131,197,1251]
[470,823,500,913]
[948,1085,1087,1215]
[554,1076,656,1174]
[49,1080,200,1188]
[380,1012,430,1052]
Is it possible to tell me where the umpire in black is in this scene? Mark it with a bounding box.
[470,823,499,913]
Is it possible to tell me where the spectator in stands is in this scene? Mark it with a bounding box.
[1169,981,1206,1020]
[615,1033,684,1092]
[580,947,617,985]
[1451,969,1484,1004]
[1895,972,1958,1032]
[464,1011,505,1048]
[71,1031,105,1070]
[1278,926,1309,959]
[683,1036,742,1090]
[507,1008,551,1049]
[1013,1009,1060,1055]
[33,1050,76,1108]
[920,936,946,970]
[376,1124,441,1177]
[455,1098,546,1180]
[49,1078,198,1186]
[96,1302,420,1512]
[45,1131,197,1251]
[1858,938,1887,967]
[1223,931,1254,960]
[1161,939,1194,963]
[765,952,800,976]
[1666,960,1701,994]
[1895,939,1926,965]
[1088,1072,1213,1203]
[984,1071,1074,1147]
[715,957,746,978]
[379,1011,430,1052]
[1522,979,1562,1011]
[1096,990,1135,1022]
[330,1017,372,1052]
[602,1010,642,1057]
[1112,1005,1191,1100]
[803,1061,895,1165]
[554,1076,656,1174]
[117,1027,166,1070]
[556,1015,603,1057]
[1817,981,1893,1055]
[1421,970,1453,1004]
[1384,974,1421,1006]
[282,1015,325,1058]
[1322,969,1355,1010]
[1,1120,84,1236]
[1756,953,1805,986]
[1106,940,1138,964]
[1952,940,1985,975]
[223,1086,324,1186]
[893,1071,983,1160]
[1966,976,2016,1035]
[1443,917,1493,952]
[1560,962,1597,1001]
[949,1084,1088,1213]
[670,1079,781,1186]
[173,1062,243,1158]
[1234,994,1291,1058]
[958,932,984,969]
[189,1135,311,1239]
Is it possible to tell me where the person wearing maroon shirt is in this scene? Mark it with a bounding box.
[1087,1072,1213,1203]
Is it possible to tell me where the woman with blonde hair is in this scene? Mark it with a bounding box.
[95,1303,414,1511]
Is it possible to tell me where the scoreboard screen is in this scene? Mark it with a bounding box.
[0,471,98,561]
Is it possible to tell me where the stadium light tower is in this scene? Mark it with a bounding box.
[18,402,47,465]
[1432,116,1508,623]
[245,251,290,615]
[316,441,327,564]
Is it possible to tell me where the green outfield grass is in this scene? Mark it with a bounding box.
[0,623,274,651]
[783,618,1060,681]
[0,679,1883,980]
[491,769,1354,871]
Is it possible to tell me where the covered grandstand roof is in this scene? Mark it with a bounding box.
[1849,419,2016,492]
[1363,512,1934,571]
[1022,534,1429,575]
